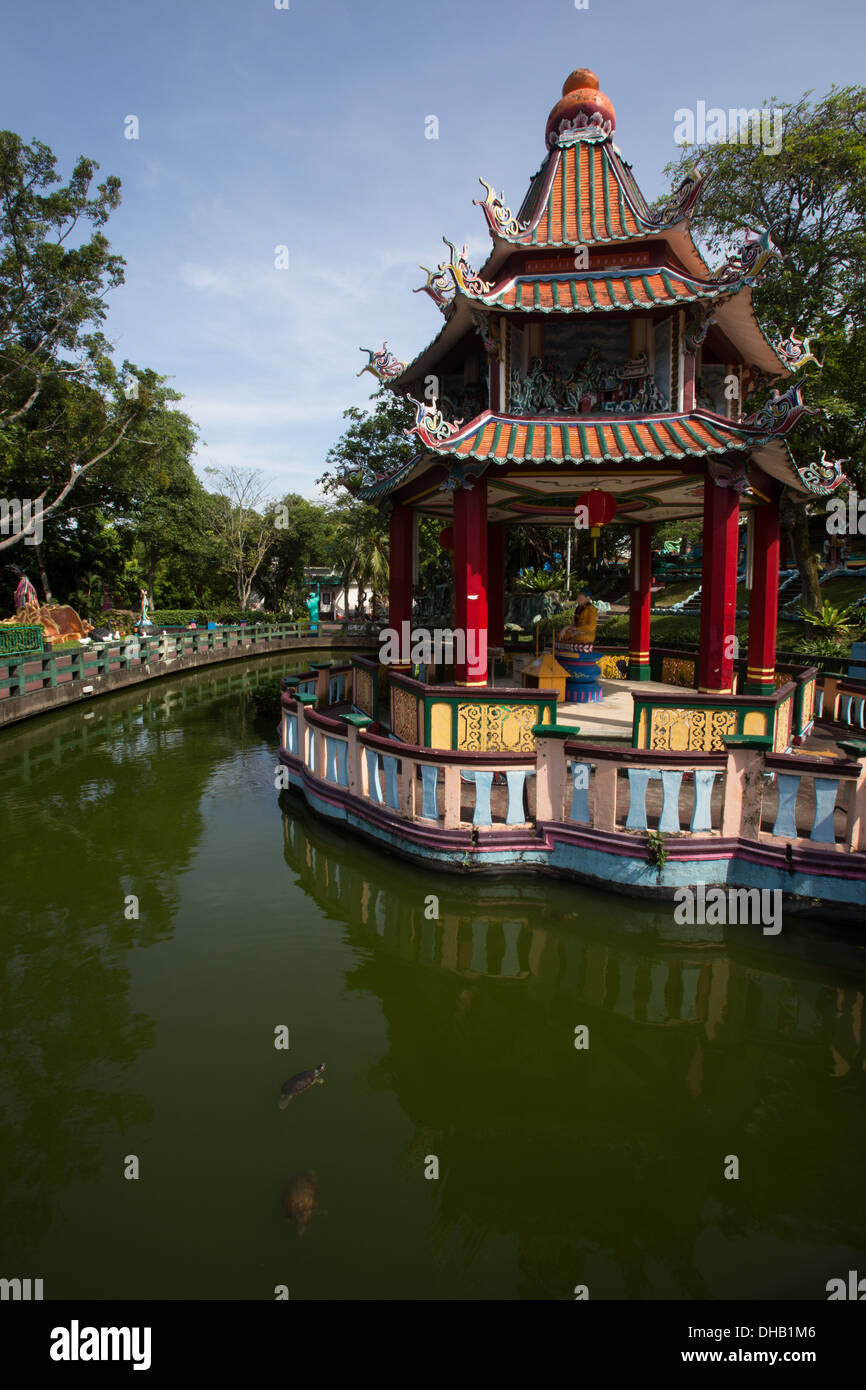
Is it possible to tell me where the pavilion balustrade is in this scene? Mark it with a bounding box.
[281,691,866,855]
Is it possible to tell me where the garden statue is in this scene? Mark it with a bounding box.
[305,590,319,634]
[1,573,93,646]
[555,588,603,703]
[138,587,152,630]
[558,588,598,650]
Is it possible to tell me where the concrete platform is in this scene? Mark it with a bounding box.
[493,672,682,741]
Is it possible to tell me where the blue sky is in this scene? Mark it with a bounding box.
[4,0,864,501]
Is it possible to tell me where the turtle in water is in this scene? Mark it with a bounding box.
[278,1062,326,1109]
[283,1170,319,1237]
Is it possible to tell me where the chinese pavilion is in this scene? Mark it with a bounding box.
[349,66,844,753]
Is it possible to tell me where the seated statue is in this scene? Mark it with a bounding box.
[558,589,598,650]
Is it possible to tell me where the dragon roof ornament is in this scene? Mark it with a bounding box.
[357,342,407,384]
[405,396,464,449]
[474,179,528,240]
[713,226,781,287]
[774,328,821,374]
[741,380,809,434]
[796,448,845,496]
[414,238,493,313]
[647,167,704,227]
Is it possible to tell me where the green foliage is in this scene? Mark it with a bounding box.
[799,600,862,639]
[247,675,284,717]
[646,832,668,877]
[663,84,866,612]
[515,565,568,593]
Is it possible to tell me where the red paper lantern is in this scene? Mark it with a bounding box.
[574,489,617,559]
[438,527,454,550]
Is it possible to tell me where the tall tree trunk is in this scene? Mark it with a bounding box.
[780,492,821,615]
[33,542,52,602]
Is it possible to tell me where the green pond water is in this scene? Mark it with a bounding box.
[0,654,864,1301]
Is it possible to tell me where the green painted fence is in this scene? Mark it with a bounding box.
[0,623,307,701]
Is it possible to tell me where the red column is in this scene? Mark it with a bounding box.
[454,479,488,685]
[628,523,652,681]
[487,522,505,650]
[745,501,780,695]
[697,476,739,694]
[388,504,414,668]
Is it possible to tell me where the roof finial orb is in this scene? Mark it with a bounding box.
[545,66,616,146]
[562,67,599,97]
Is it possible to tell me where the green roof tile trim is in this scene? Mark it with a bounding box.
[561,148,569,241]
[611,422,637,459]
[645,421,672,455]
[679,418,714,450]
[532,723,575,739]
[602,156,613,236]
[700,418,739,446]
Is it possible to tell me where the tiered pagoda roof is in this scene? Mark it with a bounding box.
[351,65,844,516]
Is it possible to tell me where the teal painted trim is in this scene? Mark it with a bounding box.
[623,278,640,306]
[701,419,739,447]
[645,421,672,455]
[677,419,709,450]
[532,723,574,738]
[588,145,599,240]
[569,279,579,309]
[611,421,634,460]
[602,158,612,235]
[587,279,601,310]
[297,692,318,706]
[552,280,561,309]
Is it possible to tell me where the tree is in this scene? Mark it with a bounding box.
[257,494,334,612]
[204,465,279,609]
[663,85,866,612]
[0,132,145,550]
[319,389,413,613]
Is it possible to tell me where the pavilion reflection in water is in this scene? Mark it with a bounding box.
[281,806,863,1077]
